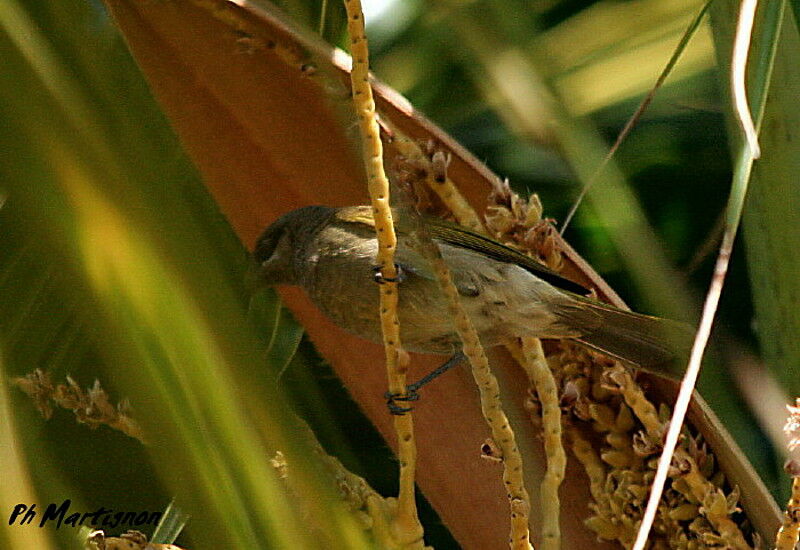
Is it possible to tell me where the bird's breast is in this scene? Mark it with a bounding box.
[302,226,460,353]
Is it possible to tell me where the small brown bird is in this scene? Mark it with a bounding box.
[254,205,689,374]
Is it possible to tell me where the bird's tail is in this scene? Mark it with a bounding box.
[566,297,693,372]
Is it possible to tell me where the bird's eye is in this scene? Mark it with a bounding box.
[254,232,279,265]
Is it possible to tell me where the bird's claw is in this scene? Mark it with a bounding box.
[373,264,405,284]
[385,389,420,415]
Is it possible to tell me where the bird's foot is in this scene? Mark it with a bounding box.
[372,264,405,284]
[384,389,420,415]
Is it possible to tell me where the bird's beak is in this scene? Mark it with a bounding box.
[245,256,269,294]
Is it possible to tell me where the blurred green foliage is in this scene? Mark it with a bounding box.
[1,0,796,548]
[0,1,380,548]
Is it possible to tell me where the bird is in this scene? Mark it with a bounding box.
[253,205,688,406]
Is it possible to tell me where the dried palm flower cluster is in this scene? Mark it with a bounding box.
[85,529,183,550]
[775,401,800,549]
[484,181,756,549]
[784,399,800,454]
[13,369,145,444]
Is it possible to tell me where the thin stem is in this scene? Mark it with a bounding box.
[343,0,423,545]
[732,0,761,159]
[560,1,713,234]
[319,0,329,37]
[632,145,756,550]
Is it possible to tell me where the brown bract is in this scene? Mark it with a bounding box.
[101,1,780,547]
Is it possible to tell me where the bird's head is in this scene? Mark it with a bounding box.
[252,205,334,286]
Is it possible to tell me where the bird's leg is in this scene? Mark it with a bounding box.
[385,352,466,415]
[372,263,463,413]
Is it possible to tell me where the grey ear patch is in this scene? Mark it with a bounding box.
[458,283,481,297]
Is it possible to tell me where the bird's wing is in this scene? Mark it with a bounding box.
[334,205,588,296]
[423,216,589,295]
